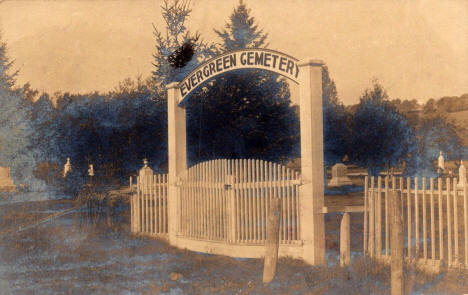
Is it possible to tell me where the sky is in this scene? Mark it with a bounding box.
[0,0,467,105]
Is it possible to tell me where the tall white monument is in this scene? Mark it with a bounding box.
[437,151,445,174]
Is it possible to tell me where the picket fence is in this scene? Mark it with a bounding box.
[131,159,301,246]
[364,176,468,271]
[130,174,168,235]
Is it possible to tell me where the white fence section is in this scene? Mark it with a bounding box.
[364,176,468,271]
[178,159,301,244]
[131,159,302,255]
[131,174,168,236]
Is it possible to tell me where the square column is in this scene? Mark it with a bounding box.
[167,82,187,245]
[298,59,326,265]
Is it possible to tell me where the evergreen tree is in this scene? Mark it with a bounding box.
[0,37,16,91]
[151,0,214,97]
[185,1,298,164]
[0,36,42,190]
[214,1,268,52]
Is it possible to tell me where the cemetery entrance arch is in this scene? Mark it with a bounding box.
[166,48,325,265]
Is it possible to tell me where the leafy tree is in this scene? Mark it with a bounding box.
[350,82,416,176]
[185,1,299,164]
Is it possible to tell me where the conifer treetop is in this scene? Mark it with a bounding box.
[214,1,268,52]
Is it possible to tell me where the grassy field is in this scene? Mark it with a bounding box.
[0,195,466,294]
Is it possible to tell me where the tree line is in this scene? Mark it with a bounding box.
[0,0,465,196]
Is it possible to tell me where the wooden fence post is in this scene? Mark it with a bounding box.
[340,212,350,266]
[263,197,282,285]
[364,176,369,254]
[369,177,375,257]
[390,190,404,295]
[464,180,468,268]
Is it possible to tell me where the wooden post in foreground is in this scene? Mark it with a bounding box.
[340,212,351,266]
[390,190,404,295]
[263,197,282,285]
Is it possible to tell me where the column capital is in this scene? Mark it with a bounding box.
[166,82,180,89]
[298,59,324,67]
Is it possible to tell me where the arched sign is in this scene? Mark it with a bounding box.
[178,48,300,104]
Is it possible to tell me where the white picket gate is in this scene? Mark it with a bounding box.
[177,159,301,244]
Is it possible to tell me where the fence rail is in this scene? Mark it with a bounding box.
[364,176,468,271]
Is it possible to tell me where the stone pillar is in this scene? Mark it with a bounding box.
[167,82,187,246]
[298,59,325,265]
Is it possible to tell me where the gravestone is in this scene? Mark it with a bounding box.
[63,157,72,178]
[0,166,16,192]
[139,159,154,190]
[139,159,153,177]
[328,163,352,187]
[88,164,94,177]
[457,160,466,190]
[437,151,444,175]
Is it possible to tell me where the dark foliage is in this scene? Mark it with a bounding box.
[168,38,197,68]
[322,66,350,166]
[350,82,417,176]
[183,2,298,165]
[29,79,167,195]
[405,115,463,178]
[186,70,298,164]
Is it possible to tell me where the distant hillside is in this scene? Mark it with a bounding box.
[429,93,468,113]
[446,109,468,147]
[345,93,468,147]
